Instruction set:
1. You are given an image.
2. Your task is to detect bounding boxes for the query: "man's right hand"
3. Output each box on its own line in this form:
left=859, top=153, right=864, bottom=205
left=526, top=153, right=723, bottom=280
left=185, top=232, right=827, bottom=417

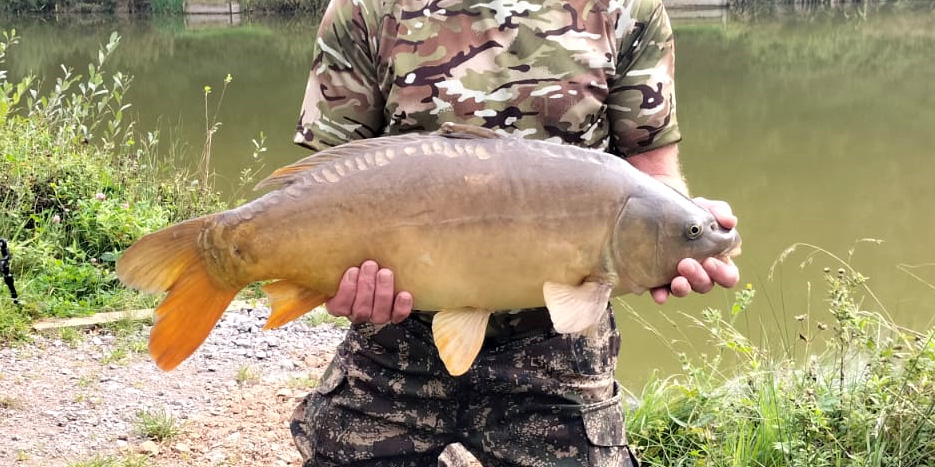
left=325, top=260, right=413, bottom=324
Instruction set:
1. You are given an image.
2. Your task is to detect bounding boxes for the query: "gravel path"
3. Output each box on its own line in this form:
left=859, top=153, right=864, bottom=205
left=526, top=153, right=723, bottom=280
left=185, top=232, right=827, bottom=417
left=0, top=306, right=346, bottom=467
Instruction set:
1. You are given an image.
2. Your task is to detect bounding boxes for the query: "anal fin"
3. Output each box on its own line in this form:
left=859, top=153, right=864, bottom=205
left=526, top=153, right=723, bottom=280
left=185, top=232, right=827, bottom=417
left=261, top=280, right=327, bottom=330
left=432, top=308, right=491, bottom=376
left=543, top=281, right=613, bottom=334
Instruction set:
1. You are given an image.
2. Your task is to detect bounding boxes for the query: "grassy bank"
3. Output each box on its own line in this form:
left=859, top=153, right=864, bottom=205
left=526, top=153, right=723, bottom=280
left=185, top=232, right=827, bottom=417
left=626, top=250, right=935, bottom=466
left=0, top=30, right=225, bottom=339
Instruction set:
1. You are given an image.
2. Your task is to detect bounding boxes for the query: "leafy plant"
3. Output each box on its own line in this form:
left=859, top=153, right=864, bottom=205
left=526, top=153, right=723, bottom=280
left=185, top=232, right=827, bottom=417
left=134, top=408, right=182, bottom=442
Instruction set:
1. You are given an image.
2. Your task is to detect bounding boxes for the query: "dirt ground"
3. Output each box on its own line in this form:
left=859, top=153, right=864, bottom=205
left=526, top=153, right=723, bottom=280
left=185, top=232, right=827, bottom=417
left=0, top=307, right=345, bottom=467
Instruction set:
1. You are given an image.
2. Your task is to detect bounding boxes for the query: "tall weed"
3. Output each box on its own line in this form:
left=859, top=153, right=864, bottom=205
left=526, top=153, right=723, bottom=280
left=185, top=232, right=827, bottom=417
left=626, top=247, right=935, bottom=466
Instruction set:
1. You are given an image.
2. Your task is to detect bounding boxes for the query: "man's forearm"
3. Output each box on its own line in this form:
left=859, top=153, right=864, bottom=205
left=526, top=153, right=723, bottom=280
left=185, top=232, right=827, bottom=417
left=625, top=144, right=689, bottom=196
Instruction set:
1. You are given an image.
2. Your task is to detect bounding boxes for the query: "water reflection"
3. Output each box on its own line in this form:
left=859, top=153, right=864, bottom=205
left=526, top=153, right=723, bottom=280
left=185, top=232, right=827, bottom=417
left=2, top=3, right=934, bottom=386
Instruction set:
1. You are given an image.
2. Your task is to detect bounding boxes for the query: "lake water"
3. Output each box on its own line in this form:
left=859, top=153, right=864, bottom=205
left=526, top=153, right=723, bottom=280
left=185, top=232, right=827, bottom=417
left=3, top=2, right=935, bottom=387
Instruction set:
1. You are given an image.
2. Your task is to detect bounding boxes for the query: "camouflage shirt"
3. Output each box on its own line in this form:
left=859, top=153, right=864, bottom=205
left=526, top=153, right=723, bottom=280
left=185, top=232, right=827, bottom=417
left=294, top=0, right=681, bottom=156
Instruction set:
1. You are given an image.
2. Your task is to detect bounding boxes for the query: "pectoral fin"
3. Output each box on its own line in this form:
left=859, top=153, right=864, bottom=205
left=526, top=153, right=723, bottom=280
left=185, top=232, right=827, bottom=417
left=432, top=308, right=491, bottom=376
left=261, top=280, right=327, bottom=330
left=543, top=281, right=613, bottom=334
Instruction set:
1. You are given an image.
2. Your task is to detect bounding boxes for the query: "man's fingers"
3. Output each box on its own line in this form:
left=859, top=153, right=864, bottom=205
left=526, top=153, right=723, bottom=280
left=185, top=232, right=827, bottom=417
left=703, top=257, right=740, bottom=289
left=650, top=287, right=670, bottom=305
left=370, top=268, right=395, bottom=325
left=677, top=259, right=714, bottom=294
left=391, top=292, right=413, bottom=324
left=669, top=275, right=694, bottom=297
left=324, top=267, right=358, bottom=317
left=326, top=261, right=413, bottom=325
left=350, top=260, right=378, bottom=323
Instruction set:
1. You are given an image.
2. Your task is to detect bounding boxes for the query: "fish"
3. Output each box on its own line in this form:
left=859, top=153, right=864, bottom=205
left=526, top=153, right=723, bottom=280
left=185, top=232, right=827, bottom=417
left=116, top=123, right=741, bottom=376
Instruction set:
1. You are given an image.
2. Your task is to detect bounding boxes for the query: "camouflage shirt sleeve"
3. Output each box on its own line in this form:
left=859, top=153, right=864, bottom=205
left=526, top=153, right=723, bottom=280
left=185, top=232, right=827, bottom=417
left=293, top=0, right=386, bottom=151
left=607, top=0, right=681, bottom=156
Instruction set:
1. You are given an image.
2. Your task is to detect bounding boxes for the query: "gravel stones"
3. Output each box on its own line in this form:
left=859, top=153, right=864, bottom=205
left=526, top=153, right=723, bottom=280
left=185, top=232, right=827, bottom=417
left=0, top=306, right=346, bottom=466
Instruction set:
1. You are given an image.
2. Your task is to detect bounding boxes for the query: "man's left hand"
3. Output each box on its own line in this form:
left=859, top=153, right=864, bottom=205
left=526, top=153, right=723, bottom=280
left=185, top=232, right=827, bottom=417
left=650, top=197, right=740, bottom=304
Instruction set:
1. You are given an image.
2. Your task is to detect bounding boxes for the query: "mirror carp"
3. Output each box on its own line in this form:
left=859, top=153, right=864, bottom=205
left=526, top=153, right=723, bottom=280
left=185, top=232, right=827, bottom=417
left=117, top=123, right=741, bottom=375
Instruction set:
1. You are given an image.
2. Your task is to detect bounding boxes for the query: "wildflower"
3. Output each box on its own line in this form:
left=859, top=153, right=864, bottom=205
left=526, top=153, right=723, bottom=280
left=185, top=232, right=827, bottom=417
left=51, top=214, right=61, bottom=224
left=121, top=202, right=130, bottom=210
left=95, top=192, right=106, bottom=201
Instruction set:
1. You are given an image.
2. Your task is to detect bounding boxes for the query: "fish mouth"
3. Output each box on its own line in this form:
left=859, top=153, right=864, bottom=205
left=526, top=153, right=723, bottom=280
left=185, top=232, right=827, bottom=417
left=717, top=235, right=743, bottom=261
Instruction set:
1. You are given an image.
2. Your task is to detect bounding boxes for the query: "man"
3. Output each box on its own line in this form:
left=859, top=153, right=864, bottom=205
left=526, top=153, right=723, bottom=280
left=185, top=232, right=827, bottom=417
left=291, top=0, right=739, bottom=465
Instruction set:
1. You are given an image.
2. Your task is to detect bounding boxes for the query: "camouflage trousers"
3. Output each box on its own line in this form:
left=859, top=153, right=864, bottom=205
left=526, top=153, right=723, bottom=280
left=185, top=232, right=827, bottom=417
left=291, top=307, right=639, bottom=467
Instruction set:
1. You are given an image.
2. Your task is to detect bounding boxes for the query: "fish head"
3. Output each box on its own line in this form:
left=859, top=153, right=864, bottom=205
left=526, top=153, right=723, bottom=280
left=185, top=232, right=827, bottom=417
left=611, top=190, right=741, bottom=293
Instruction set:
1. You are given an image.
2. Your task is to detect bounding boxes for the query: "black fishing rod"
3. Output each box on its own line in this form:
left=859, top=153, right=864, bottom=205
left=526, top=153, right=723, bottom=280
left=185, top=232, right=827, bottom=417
left=0, top=238, right=18, bottom=305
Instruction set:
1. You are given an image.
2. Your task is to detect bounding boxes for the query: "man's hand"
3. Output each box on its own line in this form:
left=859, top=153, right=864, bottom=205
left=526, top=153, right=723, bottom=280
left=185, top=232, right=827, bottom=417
left=325, top=260, right=413, bottom=324
left=650, top=197, right=740, bottom=304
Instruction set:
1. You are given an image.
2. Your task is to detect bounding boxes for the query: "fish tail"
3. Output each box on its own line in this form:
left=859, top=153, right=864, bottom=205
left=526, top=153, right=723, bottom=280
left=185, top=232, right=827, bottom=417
left=116, top=216, right=238, bottom=371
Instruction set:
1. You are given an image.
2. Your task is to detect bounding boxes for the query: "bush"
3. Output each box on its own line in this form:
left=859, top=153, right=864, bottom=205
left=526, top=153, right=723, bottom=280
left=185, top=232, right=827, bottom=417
left=0, top=30, right=226, bottom=336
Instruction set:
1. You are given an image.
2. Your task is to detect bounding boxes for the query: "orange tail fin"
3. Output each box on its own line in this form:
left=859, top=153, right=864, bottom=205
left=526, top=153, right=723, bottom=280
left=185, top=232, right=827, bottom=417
left=116, top=217, right=238, bottom=371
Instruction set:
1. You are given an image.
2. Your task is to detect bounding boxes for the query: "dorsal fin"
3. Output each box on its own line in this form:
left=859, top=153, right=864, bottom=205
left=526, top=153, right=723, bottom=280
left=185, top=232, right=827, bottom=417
left=254, top=133, right=430, bottom=191
left=434, top=122, right=503, bottom=140
left=254, top=152, right=343, bottom=191
left=255, top=127, right=501, bottom=191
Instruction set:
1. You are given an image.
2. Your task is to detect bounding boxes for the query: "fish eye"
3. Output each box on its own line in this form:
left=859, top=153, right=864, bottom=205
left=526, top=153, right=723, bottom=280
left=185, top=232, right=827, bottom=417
left=686, top=223, right=703, bottom=240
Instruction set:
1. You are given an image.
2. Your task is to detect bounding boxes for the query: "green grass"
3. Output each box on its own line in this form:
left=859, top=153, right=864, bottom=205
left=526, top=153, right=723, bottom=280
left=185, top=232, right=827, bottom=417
left=625, top=246, right=935, bottom=467
left=303, top=307, right=350, bottom=329
left=68, top=454, right=151, bottom=467
left=0, top=30, right=227, bottom=342
left=286, top=373, right=319, bottom=389
left=235, top=364, right=261, bottom=385
left=134, top=408, right=182, bottom=442
left=101, top=345, right=130, bottom=365
left=99, top=318, right=150, bottom=364
left=57, top=326, right=84, bottom=346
